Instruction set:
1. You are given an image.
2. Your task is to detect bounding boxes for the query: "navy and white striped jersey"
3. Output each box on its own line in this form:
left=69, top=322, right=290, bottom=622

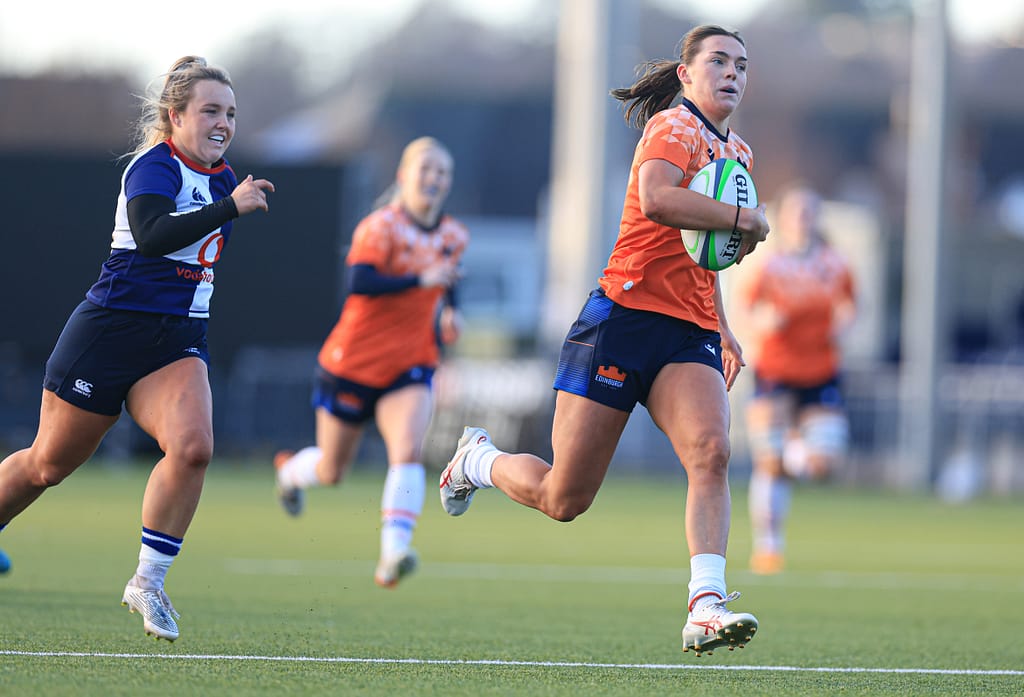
left=86, top=141, right=238, bottom=318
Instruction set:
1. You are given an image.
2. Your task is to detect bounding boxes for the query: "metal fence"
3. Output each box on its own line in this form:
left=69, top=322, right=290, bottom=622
left=1, top=346, right=1021, bottom=497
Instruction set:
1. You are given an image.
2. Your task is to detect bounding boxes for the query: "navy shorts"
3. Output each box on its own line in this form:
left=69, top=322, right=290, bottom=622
left=312, top=365, right=435, bottom=425
left=553, top=288, right=724, bottom=412
left=753, top=373, right=845, bottom=409
left=44, top=300, right=209, bottom=416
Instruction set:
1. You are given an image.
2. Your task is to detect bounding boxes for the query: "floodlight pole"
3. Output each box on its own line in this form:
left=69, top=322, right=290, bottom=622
left=897, top=0, right=952, bottom=490
left=543, top=0, right=635, bottom=345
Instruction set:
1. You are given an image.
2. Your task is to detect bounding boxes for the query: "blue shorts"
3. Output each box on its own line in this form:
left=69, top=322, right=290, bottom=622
left=753, top=373, right=845, bottom=409
left=44, top=300, right=209, bottom=416
left=553, top=289, right=724, bottom=413
left=312, top=365, right=435, bottom=425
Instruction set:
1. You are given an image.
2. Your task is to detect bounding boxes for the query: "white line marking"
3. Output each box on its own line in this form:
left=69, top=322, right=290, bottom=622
left=1, top=650, right=1021, bottom=676
left=222, top=558, right=1024, bottom=593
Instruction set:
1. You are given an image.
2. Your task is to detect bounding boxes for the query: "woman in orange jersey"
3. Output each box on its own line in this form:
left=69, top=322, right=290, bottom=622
left=736, top=185, right=856, bottom=575
left=439, top=25, right=770, bottom=656
left=274, top=137, right=467, bottom=588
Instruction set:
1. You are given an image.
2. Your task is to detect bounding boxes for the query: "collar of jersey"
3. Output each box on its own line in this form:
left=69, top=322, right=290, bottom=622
left=679, top=98, right=730, bottom=143
left=165, top=139, right=228, bottom=174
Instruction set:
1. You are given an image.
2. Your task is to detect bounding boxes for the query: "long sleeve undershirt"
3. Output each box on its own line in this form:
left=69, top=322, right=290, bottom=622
left=348, top=263, right=458, bottom=307
left=127, top=193, right=239, bottom=258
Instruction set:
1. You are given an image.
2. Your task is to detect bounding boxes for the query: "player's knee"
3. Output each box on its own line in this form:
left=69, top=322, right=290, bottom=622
left=804, top=455, right=834, bottom=480
left=319, top=466, right=345, bottom=486
left=22, top=446, right=83, bottom=488
left=545, top=503, right=585, bottom=522
left=29, top=460, right=75, bottom=489
left=543, top=492, right=594, bottom=522
left=166, top=430, right=214, bottom=469
left=802, top=412, right=848, bottom=461
left=685, top=432, right=731, bottom=475
left=747, top=422, right=786, bottom=463
left=752, top=455, right=785, bottom=478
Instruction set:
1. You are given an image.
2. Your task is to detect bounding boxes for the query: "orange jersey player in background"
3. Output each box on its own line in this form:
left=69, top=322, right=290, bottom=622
left=274, top=137, right=467, bottom=589
left=318, top=199, right=467, bottom=388
left=734, top=184, right=857, bottom=575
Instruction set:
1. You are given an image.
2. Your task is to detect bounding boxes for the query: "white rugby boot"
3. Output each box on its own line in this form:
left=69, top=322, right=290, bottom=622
left=122, top=580, right=181, bottom=641
left=439, top=427, right=490, bottom=516
left=682, top=591, right=758, bottom=656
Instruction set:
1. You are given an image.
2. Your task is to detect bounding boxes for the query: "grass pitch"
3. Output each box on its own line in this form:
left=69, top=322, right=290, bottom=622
left=1, top=461, right=1022, bottom=696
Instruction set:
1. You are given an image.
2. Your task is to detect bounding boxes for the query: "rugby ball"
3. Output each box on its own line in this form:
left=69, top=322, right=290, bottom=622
left=681, top=158, right=757, bottom=271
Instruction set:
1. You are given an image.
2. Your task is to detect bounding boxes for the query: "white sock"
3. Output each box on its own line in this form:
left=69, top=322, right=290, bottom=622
left=782, top=438, right=809, bottom=478
left=688, top=553, right=727, bottom=607
left=463, top=442, right=500, bottom=488
left=277, top=446, right=323, bottom=489
left=135, top=545, right=175, bottom=590
left=380, top=463, right=425, bottom=558
left=748, top=471, right=791, bottom=554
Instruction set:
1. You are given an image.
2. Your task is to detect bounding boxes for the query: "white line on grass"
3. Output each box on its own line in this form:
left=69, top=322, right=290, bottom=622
left=223, top=558, right=1024, bottom=593
left=1, top=650, right=1021, bottom=676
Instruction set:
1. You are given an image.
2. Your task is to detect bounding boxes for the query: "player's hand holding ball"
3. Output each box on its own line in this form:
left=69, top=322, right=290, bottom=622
left=681, top=159, right=767, bottom=270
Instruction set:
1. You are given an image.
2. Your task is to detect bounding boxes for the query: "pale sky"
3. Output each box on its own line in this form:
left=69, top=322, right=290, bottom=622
left=0, top=0, right=1021, bottom=86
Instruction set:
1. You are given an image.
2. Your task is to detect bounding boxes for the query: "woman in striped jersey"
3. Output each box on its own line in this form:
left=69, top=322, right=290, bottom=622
left=0, top=56, right=274, bottom=641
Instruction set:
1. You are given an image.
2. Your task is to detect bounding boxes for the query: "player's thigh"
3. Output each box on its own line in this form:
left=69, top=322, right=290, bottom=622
left=547, top=390, right=629, bottom=498
left=376, top=384, right=433, bottom=463
left=647, top=362, right=730, bottom=462
left=314, top=407, right=364, bottom=472
left=125, top=357, right=212, bottom=457
left=745, top=391, right=793, bottom=470
left=33, top=389, right=119, bottom=475
left=746, top=392, right=792, bottom=430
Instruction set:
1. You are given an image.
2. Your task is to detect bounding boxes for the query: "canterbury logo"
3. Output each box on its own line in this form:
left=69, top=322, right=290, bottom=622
left=72, top=379, right=93, bottom=397
left=594, top=365, right=625, bottom=388
left=191, top=187, right=208, bottom=204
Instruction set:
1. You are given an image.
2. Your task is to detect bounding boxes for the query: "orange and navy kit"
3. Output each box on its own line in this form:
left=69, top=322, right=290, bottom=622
left=554, top=99, right=753, bottom=411
left=600, top=97, right=754, bottom=331
left=739, top=243, right=855, bottom=387
left=318, top=203, right=468, bottom=388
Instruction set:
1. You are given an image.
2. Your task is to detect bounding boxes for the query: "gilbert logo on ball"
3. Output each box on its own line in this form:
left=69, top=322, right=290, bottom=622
left=681, top=158, right=757, bottom=271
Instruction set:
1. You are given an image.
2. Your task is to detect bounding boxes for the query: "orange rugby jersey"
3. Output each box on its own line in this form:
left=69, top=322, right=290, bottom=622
left=318, top=203, right=468, bottom=388
left=600, top=99, right=754, bottom=330
left=739, top=243, right=855, bottom=385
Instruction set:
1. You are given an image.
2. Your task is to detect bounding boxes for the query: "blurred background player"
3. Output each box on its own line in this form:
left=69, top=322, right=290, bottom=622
left=274, top=136, right=467, bottom=588
left=438, top=25, right=770, bottom=656
left=0, top=56, right=274, bottom=640
left=735, top=184, right=857, bottom=575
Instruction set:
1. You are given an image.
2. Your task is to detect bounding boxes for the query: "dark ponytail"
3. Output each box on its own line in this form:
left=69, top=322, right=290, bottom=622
left=610, top=60, right=683, bottom=129
left=610, top=24, right=745, bottom=129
